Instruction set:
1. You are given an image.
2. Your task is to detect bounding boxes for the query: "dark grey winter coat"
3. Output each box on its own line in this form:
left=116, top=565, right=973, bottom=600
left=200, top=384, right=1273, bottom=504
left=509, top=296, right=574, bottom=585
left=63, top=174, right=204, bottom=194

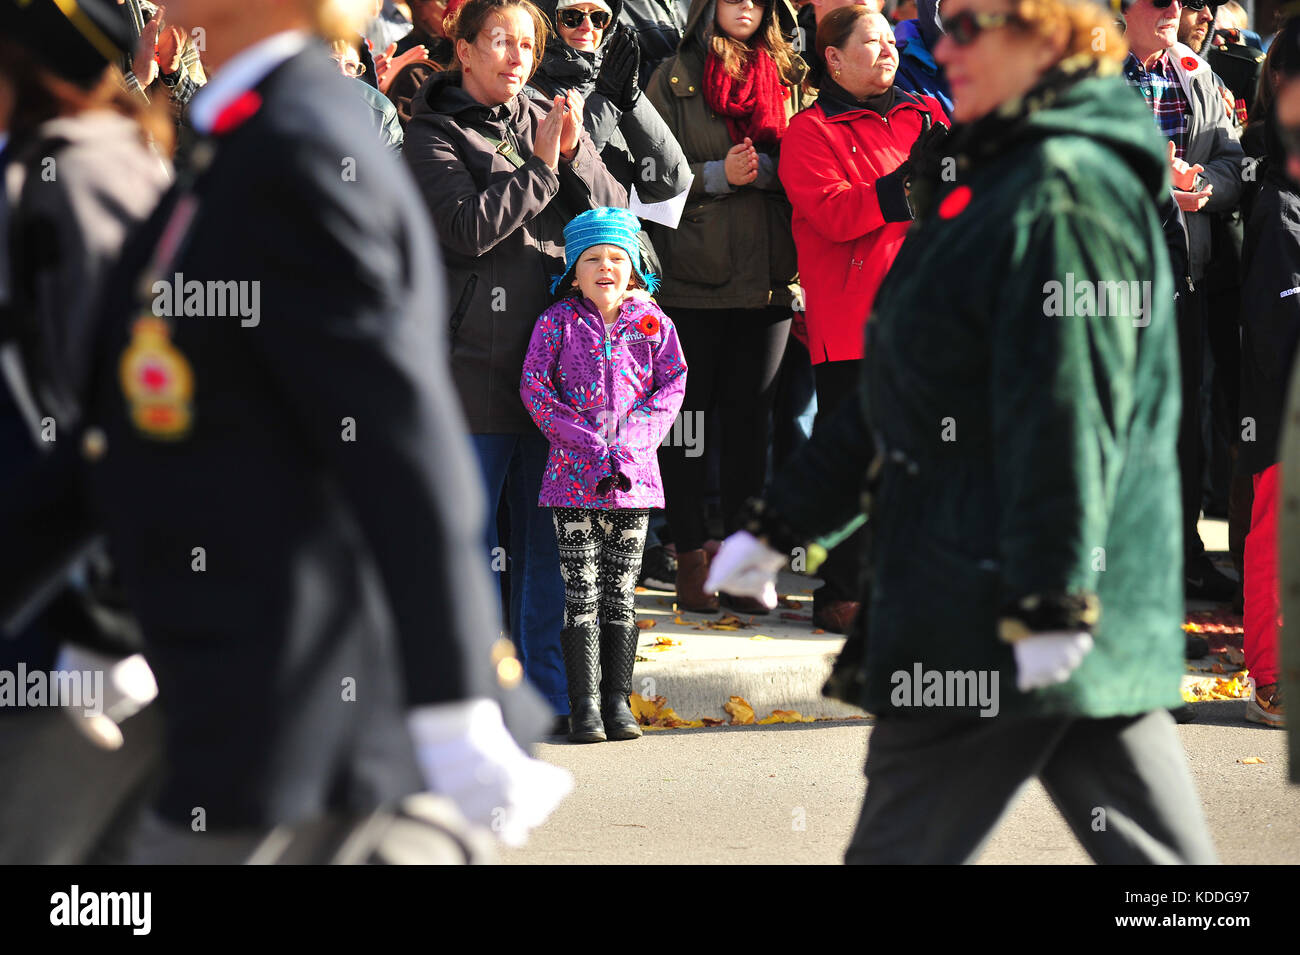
left=403, top=71, right=628, bottom=433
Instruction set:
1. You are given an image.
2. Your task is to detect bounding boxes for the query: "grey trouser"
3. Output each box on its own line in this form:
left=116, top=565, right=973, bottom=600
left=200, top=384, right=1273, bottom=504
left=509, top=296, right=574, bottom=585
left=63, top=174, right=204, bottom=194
left=846, top=709, right=1219, bottom=865
left=128, top=794, right=496, bottom=864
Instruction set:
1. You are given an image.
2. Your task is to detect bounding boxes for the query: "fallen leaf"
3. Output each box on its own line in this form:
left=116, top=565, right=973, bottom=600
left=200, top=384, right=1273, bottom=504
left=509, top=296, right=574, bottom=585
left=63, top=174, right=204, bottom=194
left=724, top=695, right=755, bottom=725
left=750, top=634, right=773, bottom=641
left=700, top=717, right=725, bottom=727
left=758, top=709, right=815, bottom=724
left=717, top=613, right=744, bottom=627
left=635, top=618, right=656, bottom=629
left=672, top=615, right=687, bottom=625
left=629, top=692, right=703, bottom=728
left=1238, top=756, right=1266, bottom=764
left=652, top=635, right=679, bottom=647
left=1181, top=670, right=1253, bottom=702
left=812, top=628, right=826, bottom=634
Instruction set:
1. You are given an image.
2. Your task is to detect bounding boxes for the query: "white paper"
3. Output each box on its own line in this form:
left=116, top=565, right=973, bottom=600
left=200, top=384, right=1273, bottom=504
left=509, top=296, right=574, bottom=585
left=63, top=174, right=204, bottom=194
left=629, top=175, right=694, bottom=230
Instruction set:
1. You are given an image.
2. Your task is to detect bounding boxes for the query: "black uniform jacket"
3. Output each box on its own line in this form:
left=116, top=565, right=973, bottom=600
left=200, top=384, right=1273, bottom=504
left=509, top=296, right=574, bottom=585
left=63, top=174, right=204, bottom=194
left=70, top=46, right=538, bottom=829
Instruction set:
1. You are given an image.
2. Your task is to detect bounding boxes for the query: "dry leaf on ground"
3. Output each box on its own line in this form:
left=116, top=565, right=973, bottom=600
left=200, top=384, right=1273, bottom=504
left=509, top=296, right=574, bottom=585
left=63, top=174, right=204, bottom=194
left=724, top=695, right=756, bottom=725
left=1181, top=670, right=1252, bottom=702
left=635, top=618, right=656, bottom=629
left=758, top=709, right=815, bottom=724
left=630, top=692, right=703, bottom=728
left=1237, top=757, right=1266, bottom=764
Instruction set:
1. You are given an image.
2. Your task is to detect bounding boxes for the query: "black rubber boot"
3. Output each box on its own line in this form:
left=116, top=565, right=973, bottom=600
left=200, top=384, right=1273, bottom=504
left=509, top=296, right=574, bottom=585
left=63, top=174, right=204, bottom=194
left=600, top=620, right=643, bottom=740
left=560, top=625, right=606, bottom=743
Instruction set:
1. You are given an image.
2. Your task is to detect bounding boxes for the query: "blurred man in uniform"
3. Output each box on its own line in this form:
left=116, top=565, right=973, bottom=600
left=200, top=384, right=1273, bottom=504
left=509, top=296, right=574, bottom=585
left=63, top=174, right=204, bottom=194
left=4, top=0, right=570, bottom=863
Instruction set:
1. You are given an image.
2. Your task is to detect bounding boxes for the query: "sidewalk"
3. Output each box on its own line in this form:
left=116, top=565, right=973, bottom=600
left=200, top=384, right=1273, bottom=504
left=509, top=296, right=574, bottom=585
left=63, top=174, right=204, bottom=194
left=631, top=518, right=1240, bottom=723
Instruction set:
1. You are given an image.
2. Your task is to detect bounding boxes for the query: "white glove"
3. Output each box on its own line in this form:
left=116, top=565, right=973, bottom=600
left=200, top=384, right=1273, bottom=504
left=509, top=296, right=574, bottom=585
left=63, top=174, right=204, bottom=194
left=54, top=645, right=158, bottom=751
left=407, top=699, right=573, bottom=848
left=703, top=530, right=787, bottom=610
left=1013, top=632, right=1094, bottom=692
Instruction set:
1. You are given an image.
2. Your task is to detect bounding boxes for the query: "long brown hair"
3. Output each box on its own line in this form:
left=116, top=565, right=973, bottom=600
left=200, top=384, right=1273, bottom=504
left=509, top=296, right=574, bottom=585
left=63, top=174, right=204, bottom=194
left=709, top=2, right=801, bottom=82
left=447, top=0, right=550, bottom=78
left=0, top=40, right=173, bottom=158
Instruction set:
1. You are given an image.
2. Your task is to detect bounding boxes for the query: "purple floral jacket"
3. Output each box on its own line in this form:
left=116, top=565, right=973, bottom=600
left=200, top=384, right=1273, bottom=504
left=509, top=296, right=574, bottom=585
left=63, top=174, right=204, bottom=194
left=520, top=295, right=687, bottom=509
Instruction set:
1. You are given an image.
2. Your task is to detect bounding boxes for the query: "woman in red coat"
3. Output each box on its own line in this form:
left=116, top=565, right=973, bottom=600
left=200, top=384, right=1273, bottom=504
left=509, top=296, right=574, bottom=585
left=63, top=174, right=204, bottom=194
left=777, top=4, right=947, bottom=632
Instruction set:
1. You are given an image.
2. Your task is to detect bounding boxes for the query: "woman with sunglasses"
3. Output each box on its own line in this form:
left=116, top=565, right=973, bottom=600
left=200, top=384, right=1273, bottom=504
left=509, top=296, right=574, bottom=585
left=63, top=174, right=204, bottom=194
left=707, top=0, right=1219, bottom=863
left=404, top=0, right=627, bottom=729
left=644, top=0, right=808, bottom=614
left=528, top=0, right=690, bottom=203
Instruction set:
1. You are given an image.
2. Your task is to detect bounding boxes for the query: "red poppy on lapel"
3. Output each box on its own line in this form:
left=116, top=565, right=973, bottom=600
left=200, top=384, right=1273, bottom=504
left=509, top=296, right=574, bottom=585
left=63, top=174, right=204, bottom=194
left=636, top=314, right=660, bottom=337
left=1180, top=56, right=1200, bottom=72
left=938, top=185, right=972, bottom=220
left=212, top=91, right=264, bottom=136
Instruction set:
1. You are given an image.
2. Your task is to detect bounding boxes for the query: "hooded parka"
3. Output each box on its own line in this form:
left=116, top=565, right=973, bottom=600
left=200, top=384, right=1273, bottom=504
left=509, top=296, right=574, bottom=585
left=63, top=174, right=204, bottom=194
left=644, top=0, right=807, bottom=309
left=765, top=71, right=1185, bottom=719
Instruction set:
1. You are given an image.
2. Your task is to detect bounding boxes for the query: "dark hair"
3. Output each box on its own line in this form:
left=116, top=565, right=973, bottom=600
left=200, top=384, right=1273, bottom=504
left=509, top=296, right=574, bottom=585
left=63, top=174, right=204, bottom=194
left=447, top=0, right=550, bottom=77
left=0, top=40, right=174, bottom=157
left=1275, top=16, right=1300, bottom=79
left=816, top=5, right=875, bottom=63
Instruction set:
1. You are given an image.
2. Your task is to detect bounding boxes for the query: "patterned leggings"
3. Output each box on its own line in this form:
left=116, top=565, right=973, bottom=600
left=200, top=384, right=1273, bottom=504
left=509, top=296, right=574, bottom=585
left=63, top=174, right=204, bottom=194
left=552, top=507, right=650, bottom=628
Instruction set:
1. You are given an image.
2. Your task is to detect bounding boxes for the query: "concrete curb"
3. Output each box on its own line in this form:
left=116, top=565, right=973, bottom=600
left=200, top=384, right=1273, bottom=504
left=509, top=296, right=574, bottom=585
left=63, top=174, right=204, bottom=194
left=633, top=653, right=869, bottom=722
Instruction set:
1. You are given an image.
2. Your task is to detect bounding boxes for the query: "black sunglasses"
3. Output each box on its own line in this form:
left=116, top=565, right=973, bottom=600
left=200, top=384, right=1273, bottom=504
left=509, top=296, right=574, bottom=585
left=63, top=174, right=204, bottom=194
left=558, top=8, right=612, bottom=29
left=939, top=10, right=1027, bottom=46
left=1152, top=0, right=1214, bottom=9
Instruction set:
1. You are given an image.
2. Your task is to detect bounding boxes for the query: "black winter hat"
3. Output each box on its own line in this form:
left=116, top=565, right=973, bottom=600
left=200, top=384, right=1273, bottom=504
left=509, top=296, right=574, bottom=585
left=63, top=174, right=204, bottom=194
left=0, top=0, right=135, bottom=88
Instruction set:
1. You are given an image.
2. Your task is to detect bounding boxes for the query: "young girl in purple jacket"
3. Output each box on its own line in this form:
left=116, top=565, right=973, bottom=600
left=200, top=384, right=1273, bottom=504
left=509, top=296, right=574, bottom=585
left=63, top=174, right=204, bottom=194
left=521, top=207, right=687, bottom=743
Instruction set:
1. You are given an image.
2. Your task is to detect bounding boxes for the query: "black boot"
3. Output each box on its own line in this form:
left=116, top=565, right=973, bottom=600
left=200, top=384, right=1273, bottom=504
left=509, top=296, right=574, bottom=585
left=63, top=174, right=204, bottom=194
left=600, top=620, right=643, bottom=741
left=560, top=625, right=606, bottom=743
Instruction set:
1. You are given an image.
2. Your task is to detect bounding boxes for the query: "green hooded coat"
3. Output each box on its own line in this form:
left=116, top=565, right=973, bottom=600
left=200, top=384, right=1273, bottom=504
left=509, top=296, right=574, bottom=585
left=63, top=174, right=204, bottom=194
left=766, top=71, right=1185, bottom=719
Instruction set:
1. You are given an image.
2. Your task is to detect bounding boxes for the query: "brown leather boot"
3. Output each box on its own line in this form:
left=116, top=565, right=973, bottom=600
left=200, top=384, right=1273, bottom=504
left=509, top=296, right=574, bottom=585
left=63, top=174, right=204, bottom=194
left=675, top=548, right=719, bottom=613
left=813, top=600, right=862, bottom=634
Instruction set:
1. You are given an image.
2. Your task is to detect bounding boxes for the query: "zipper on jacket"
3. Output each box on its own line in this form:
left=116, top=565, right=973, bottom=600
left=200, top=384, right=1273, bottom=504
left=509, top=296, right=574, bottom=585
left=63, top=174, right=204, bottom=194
left=603, top=315, right=616, bottom=459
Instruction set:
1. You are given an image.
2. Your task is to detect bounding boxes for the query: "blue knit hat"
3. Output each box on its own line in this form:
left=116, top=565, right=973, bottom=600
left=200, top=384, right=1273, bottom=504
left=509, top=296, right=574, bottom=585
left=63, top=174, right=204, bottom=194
left=550, top=207, right=659, bottom=296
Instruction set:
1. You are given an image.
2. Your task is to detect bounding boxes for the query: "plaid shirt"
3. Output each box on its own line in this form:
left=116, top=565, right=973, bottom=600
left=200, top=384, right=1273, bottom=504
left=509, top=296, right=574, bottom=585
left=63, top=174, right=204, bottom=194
left=1122, top=51, right=1190, bottom=160
left=118, top=0, right=204, bottom=111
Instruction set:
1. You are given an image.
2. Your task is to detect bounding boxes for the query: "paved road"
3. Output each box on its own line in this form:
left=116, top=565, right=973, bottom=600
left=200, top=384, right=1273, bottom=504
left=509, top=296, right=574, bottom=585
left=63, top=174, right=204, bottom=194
left=504, top=703, right=1298, bottom=865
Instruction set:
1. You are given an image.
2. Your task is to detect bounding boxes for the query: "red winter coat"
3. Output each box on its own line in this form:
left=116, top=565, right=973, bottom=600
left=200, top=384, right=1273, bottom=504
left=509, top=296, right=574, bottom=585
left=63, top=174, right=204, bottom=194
left=779, top=88, right=948, bottom=363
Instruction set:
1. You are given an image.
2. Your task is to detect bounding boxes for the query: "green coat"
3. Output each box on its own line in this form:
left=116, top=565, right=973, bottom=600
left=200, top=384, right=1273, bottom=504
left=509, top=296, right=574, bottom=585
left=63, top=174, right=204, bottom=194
left=644, top=0, right=807, bottom=310
left=767, top=73, right=1184, bottom=719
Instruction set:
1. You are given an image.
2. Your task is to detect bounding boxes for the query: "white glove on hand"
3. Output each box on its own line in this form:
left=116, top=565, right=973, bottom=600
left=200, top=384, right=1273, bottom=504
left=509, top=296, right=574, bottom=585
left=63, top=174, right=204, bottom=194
left=703, top=530, right=787, bottom=610
left=1013, top=632, right=1094, bottom=692
left=407, top=699, right=574, bottom=848
left=54, top=645, right=158, bottom=751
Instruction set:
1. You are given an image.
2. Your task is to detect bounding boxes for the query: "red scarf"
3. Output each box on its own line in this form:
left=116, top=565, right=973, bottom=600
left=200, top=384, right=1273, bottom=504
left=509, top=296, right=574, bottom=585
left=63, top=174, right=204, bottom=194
left=703, top=46, right=788, bottom=147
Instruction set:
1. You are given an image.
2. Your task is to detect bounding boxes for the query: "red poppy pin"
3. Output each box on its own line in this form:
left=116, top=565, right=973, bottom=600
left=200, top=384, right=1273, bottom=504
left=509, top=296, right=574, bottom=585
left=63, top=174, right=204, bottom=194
left=1180, top=56, right=1200, bottom=72
left=636, top=314, right=660, bottom=337
left=212, top=91, right=264, bottom=136
left=938, top=185, right=972, bottom=220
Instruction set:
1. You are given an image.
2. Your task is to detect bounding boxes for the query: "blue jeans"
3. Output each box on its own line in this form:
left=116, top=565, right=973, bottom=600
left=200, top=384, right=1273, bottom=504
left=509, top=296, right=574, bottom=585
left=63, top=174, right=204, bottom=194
left=470, top=432, right=567, bottom=714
